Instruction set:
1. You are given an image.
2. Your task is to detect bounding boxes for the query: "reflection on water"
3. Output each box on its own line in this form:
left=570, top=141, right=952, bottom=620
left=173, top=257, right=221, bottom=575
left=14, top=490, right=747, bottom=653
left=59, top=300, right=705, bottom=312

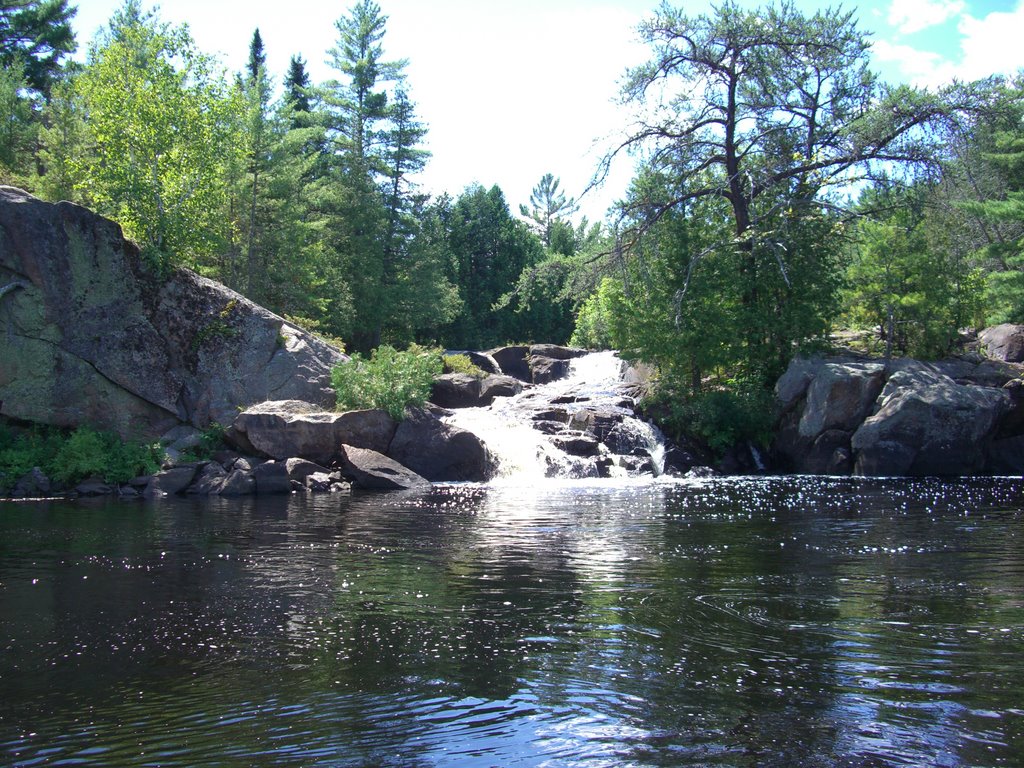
left=1, top=477, right=1023, bottom=766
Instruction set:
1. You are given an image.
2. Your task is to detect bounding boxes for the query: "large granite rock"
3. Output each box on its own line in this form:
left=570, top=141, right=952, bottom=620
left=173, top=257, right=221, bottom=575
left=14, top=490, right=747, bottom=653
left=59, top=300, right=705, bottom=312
left=0, top=187, right=343, bottom=439
left=387, top=407, right=493, bottom=481
left=773, top=355, right=1019, bottom=476
left=488, top=345, right=531, bottom=382
left=228, top=400, right=396, bottom=466
left=979, top=324, right=1024, bottom=363
left=339, top=444, right=430, bottom=490
left=430, top=373, right=523, bottom=409
left=851, top=368, right=1009, bottom=476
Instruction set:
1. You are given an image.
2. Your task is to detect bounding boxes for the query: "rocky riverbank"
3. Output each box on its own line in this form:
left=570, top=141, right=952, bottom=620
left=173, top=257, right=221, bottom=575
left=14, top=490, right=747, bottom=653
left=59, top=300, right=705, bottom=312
left=772, top=329, right=1024, bottom=476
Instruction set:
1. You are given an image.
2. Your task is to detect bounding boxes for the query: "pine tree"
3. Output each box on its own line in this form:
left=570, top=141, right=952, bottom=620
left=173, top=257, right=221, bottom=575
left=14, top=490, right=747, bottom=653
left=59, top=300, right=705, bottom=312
left=284, top=54, right=311, bottom=114
left=247, top=28, right=265, bottom=83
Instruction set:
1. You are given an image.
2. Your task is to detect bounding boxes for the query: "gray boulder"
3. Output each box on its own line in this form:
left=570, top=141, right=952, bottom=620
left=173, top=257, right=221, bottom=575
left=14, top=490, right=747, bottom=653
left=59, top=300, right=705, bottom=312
left=387, top=407, right=493, bottom=481
left=0, top=187, right=343, bottom=439
left=530, top=356, right=571, bottom=384
left=228, top=400, right=396, bottom=465
left=284, top=457, right=331, bottom=481
left=430, top=373, right=524, bottom=409
left=11, top=467, right=51, bottom=498
left=979, top=324, right=1024, bottom=363
left=772, top=357, right=883, bottom=473
left=488, top=346, right=531, bottom=382
left=528, top=344, right=588, bottom=361
left=253, top=460, right=292, bottom=494
left=851, top=368, right=1009, bottom=476
left=430, top=373, right=484, bottom=408
left=143, top=465, right=201, bottom=497
left=219, top=467, right=256, bottom=496
left=339, top=444, right=430, bottom=491
left=479, top=374, right=523, bottom=403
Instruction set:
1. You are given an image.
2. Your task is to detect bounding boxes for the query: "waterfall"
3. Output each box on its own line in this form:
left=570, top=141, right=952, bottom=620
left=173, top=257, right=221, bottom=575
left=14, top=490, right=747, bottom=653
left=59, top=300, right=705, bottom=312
left=444, top=351, right=668, bottom=483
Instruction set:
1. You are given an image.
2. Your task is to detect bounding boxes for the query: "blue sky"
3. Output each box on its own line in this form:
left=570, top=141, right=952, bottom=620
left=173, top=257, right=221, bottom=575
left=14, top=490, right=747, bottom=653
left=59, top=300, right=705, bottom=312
left=71, top=0, right=1024, bottom=221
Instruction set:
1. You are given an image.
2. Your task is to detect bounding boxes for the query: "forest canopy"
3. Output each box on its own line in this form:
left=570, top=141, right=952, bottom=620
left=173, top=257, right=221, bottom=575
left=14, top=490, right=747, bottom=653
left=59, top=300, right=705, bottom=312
left=2, top=0, right=1023, bottom=441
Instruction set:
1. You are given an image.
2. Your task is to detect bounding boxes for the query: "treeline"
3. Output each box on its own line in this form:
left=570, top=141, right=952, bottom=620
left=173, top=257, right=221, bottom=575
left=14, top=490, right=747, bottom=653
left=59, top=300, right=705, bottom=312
left=1, top=0, right=603, bottom=352
left=3, top=0, right=1024, bottom=440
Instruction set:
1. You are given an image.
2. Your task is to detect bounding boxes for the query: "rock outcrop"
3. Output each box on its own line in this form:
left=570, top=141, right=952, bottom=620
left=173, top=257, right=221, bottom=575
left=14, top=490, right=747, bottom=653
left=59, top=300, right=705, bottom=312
left=226, top=400, right=494, bottom=485
left=430, top=373, right=523, bottom=408
left=979, top=324, right=1024, bottom=363
left=773, top=354, right=1023, bottom=476
left=0, top=187, right=343, bottom=439
left=227, top=400, right=396, bottom=465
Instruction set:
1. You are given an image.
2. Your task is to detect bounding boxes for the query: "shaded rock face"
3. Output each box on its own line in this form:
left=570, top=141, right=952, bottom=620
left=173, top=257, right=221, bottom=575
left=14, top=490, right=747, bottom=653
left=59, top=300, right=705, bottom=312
left=979, top=324, right=1024, bottom=363
left=485, top=344, right=588, bottom=384
left=0, top=187, right=342, bottom=439
left=430, top=373, right=523, bottom=409
left=851, top=369, right=1008, bottom=476
left=773, top=355, right=1022, bottom=476
left=387, top=407, right=492, bottom=481
left=228, top=400, right=396, bottom=466
left=227, top=400, right=495, bottom=485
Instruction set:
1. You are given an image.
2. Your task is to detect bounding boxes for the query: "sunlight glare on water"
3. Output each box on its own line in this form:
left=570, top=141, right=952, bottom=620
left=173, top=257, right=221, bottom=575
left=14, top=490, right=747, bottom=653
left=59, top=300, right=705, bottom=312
left=0, top=476, right=1023, bottom=766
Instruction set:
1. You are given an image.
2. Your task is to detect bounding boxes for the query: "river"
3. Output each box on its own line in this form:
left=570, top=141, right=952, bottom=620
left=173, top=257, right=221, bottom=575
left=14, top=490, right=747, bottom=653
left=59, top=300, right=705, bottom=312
left=1, top=475, right=1022, bottom=766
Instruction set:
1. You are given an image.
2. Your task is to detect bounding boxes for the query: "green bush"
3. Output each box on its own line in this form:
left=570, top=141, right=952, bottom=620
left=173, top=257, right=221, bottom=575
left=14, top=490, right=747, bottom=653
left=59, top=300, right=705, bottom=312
left=332, top=344, right=443, bottom=420
left=442, top=353, right=486, bottom=378
left=0, top=424, right=162, bottom=493
left=645, top=384, right=776, bottom=457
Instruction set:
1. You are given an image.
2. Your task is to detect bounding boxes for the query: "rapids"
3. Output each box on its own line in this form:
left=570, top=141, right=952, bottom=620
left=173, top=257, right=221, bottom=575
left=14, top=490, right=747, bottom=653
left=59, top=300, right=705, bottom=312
left=444, top=351, right=668, bottom=481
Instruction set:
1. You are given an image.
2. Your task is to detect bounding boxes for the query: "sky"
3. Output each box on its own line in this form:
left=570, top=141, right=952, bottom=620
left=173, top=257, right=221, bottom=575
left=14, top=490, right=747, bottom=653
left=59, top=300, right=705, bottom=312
left=71, top=0, right=1024, bottom=222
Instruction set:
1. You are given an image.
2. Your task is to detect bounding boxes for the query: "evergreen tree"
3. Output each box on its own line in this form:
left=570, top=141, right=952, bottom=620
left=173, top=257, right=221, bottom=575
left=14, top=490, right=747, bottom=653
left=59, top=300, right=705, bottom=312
left=241, top=27, right=273, bottom=298
left=323, top=0, right=405, bottom=165
left=284, top=54, right=311, bottom=114
left=0, top=0, right=76, bottom=96
left=519, top=173, right=578, bottom=249
left=603, top=0, right=961, bottom=387
left=247, top=27, right=265, bottom=83
left=438, top=184, right=545, bottom=348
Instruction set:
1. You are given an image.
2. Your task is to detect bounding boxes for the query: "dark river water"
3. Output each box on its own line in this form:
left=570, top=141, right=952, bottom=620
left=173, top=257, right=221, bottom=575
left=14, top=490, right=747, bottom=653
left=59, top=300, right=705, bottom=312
left=1, top=476, right=1023, bottom=767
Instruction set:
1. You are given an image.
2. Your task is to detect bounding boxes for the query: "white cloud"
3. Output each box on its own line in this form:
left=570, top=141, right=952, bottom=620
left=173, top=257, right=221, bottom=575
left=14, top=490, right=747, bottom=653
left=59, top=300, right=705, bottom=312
left=875, top=1, right=1024, bottom=87
left=887, top=0, right=966, bottom=34
left=872, top=39, right=959, bottom=87
left=958, top=3, right=1024, bottom=81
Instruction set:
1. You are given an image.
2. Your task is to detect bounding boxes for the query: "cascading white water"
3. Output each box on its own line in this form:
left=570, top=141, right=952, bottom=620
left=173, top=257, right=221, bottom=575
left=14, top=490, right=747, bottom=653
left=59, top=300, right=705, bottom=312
left=445, top=351, right=668, bottom=483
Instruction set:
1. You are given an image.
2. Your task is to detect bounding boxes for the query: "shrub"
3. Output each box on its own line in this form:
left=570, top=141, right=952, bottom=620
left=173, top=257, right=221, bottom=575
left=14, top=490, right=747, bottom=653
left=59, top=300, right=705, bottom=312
left=442, top=353, right=486, bottom=378
left=332, top=344, right=443, bottom=420
left=0, top=424, right=162, bottom=492
left=645, top=383, right=776, bottom=457
left=51, top=427, right=162, bottom=484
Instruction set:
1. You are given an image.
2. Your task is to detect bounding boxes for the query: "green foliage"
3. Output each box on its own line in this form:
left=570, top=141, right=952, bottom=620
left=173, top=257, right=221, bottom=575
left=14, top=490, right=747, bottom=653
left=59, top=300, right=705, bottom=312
left=332, top=344, right=442, bottom=420
left=69, top=4, right=238, bottom=269
left=442, top=353, right=485, bottom=377
left=0, top=0, right=77, bottom=96
left=0, top=425, right=63, bottom=491
left=570, top=277, right=621, bottom=350
left=843, top=187, right=984, bottom=358
left=175, top=422, right=227, bottom=464
left=0, top=424, right=161, bottom=493
left=0, top=60, right=38, bottom=177
left=646, top=383, right=776, bottom=457
left=435, top=184, right=545, bottom=349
